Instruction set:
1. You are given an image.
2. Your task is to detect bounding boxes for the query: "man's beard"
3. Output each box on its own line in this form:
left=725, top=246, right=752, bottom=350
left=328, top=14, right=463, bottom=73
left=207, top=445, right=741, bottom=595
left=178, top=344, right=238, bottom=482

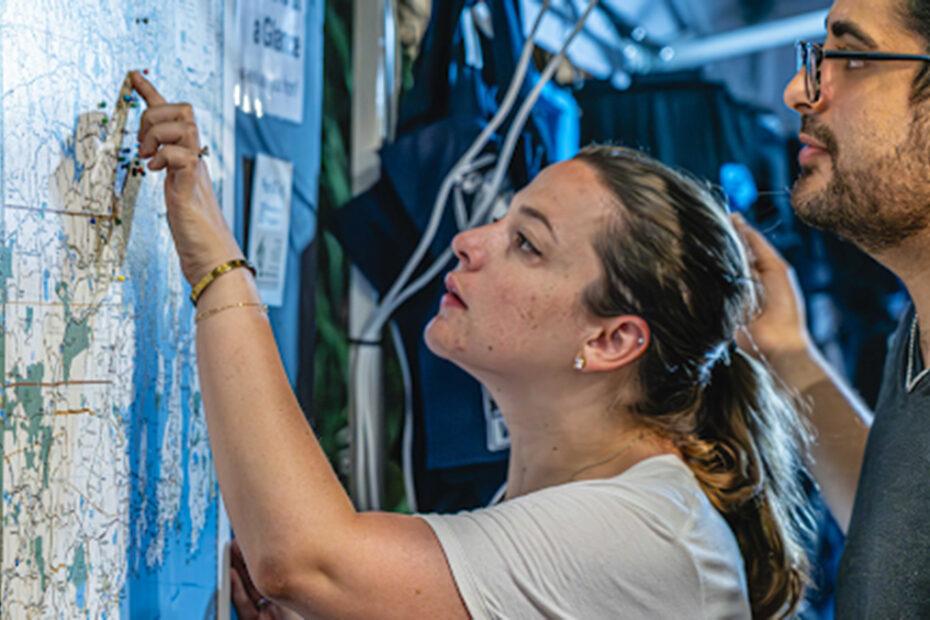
left=791, top=114, right=930, bottom=253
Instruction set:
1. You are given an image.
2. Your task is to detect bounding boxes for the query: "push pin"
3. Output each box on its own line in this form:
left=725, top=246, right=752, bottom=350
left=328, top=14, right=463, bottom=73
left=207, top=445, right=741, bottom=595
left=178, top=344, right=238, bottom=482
left=197, top=145, right=210, bottom=158
left=131, top=102, right=139, bottom=109
left=101, top=117, right=109, bottom=125
left=117, top=275, right=126, bottom=282
left=89, top=217, right=96, bottom=224
left=143, top=69, right=149, bottom=75
left=99, top=101, right=106, bottom=108
left=123, top=94, right=132, bottom=102
left=115, top=218, right=123, bottom=225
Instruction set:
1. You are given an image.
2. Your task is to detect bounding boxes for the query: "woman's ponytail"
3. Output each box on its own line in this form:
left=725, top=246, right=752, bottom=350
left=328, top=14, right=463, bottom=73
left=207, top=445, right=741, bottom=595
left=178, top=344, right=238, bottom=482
left=574, top=144, right=816, bottom=619
left=680, top=348, right=813, bottom=618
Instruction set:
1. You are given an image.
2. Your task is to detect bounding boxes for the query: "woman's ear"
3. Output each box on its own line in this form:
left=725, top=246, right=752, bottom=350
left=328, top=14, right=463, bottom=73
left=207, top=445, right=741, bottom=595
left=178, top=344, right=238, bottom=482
left=580, top=315, right=649, bottom=372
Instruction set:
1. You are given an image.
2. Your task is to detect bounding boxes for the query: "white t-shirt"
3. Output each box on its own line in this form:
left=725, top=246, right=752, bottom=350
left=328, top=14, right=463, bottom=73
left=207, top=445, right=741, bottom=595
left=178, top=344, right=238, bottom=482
left=419, top=455, right=750, bottom=619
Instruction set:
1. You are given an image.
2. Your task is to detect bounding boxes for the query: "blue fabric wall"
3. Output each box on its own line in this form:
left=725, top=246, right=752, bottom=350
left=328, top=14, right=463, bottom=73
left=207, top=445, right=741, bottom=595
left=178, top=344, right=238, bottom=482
left=233, top=0, right=324, bottom=385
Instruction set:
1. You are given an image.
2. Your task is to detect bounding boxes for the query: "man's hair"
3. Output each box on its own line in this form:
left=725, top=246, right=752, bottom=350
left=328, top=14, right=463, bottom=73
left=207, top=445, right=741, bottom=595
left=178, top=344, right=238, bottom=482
left=901, top=0, right=930, bottom=102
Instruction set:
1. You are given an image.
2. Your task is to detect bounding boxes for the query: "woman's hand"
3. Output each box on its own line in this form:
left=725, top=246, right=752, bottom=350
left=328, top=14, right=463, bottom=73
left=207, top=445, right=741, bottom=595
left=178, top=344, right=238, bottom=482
left=230, top=539, right=299, bottom=620
left=131, top=70, right=243, bottom=286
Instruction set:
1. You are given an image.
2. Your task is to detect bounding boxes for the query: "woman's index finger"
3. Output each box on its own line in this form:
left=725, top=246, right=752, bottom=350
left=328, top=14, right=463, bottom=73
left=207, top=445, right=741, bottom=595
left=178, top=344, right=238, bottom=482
left=130, top=70, right=167, bottom=106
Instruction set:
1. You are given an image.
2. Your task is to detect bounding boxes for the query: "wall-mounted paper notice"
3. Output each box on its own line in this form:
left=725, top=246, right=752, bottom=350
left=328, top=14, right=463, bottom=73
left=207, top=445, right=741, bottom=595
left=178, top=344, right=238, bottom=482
left=248, top=153, right=293, bottom=307
left=237, top=0, right=307, bottom=123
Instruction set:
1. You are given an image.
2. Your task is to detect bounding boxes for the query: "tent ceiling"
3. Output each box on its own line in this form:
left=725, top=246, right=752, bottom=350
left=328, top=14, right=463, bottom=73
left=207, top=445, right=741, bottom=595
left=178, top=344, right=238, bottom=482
left=518, top=0, right=832, bottom=78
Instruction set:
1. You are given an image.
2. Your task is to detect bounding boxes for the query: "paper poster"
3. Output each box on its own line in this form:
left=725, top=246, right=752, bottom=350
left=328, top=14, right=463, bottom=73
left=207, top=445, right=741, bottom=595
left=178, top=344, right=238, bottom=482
left=247, top=153, right=293, bottom=306
left=237, top=0, right=307, bottom=123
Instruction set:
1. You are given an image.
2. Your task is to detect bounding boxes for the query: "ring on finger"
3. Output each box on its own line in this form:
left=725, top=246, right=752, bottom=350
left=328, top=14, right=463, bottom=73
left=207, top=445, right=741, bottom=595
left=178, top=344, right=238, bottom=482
left=256, top=597, right=271, bottom=609
left=198, top=145, right=210, bottom=158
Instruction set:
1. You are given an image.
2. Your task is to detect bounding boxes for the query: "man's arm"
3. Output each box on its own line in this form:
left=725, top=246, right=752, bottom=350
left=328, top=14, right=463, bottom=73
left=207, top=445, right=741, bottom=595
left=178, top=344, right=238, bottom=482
left=734, top=215, right=872, bottom=532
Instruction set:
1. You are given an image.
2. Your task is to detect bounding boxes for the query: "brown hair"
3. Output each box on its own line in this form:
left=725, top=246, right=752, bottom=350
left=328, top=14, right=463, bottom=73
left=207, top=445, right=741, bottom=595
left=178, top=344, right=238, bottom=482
left=574, top=145, right=813, bottom=618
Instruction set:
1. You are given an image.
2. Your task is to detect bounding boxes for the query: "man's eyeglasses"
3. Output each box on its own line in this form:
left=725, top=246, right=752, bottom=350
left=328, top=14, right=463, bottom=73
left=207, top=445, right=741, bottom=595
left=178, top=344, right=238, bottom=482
left=795, top=40, right=930, bottom=103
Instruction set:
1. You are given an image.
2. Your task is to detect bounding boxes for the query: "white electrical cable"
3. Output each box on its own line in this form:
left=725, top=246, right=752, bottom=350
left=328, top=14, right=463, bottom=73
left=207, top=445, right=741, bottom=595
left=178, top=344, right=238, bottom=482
left=468, top=0, right=599, bottom=226
left=373, top=0, right=600, bottom=316
left=453, top=184, right=469, bottom=231
left=389, top=320, right=418, bottom=513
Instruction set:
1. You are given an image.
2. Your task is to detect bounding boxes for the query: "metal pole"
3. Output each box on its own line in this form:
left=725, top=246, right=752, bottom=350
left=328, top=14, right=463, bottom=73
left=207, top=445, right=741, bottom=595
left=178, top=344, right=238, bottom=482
left=348, top=0, right=401, bottom=510
left=655, top=10, right=828, bottom=72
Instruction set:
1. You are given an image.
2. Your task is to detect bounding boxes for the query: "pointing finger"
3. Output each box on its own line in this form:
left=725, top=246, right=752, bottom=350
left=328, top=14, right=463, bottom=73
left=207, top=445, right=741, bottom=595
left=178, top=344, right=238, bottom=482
left=131, top=70, right=166, bottom=106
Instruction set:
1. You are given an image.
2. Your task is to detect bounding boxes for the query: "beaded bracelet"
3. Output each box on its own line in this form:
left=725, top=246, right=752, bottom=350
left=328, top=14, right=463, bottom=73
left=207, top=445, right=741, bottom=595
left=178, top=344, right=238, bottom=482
left=189, top=258, right=256, bottom=306
left=195, top=301, right=268, bottom=323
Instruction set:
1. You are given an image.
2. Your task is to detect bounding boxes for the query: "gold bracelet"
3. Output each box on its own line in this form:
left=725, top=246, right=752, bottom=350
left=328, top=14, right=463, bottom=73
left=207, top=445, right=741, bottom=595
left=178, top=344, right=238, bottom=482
left=195, top=301, right=268, bottom=323
left=189, top=259, right=256, bottom=306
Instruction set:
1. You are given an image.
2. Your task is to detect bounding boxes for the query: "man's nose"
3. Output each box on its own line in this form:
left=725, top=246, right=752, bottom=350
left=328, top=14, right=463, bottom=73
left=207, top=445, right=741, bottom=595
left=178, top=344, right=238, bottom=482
left=783, top=67, right=810, bottom=113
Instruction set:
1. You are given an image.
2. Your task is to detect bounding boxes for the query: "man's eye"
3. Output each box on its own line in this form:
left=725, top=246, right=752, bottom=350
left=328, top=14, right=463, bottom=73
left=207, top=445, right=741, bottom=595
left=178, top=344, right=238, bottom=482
left=514, top=232, right=542, bottom=256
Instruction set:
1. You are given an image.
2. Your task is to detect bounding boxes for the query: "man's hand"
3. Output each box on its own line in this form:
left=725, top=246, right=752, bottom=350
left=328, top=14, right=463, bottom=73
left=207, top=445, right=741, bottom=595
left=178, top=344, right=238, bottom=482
left=732, top=214, right=812, bottom=363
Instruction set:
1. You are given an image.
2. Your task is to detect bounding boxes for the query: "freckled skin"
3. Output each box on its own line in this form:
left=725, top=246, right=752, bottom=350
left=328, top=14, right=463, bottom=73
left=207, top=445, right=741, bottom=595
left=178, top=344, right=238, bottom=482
left=424, top=160, right=615, bottom=387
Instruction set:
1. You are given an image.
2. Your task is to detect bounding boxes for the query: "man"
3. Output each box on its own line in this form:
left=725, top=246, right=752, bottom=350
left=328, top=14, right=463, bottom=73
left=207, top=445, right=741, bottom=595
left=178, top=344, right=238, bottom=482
left=737, top=0, right=930, bottom=615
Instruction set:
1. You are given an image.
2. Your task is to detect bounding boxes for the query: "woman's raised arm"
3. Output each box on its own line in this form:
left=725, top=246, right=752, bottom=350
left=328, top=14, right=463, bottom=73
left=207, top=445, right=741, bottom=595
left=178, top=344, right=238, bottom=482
left=131, top=70, right=466, bottom=619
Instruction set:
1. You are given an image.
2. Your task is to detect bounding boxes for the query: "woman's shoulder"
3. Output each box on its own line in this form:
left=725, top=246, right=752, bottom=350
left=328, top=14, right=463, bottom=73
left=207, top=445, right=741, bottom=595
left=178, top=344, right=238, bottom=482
left=472, top=454, right=728, bottom=547
left=555, top=454, right=710, bottom=528
left=420, top=454, right=749, bottom=619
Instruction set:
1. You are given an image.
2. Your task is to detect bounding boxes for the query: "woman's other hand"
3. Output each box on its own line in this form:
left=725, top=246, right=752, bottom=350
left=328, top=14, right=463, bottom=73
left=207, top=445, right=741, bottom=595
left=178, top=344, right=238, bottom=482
left=231, top=539, right=300, bottom=620
left=131, top=70, right=243, bottom=286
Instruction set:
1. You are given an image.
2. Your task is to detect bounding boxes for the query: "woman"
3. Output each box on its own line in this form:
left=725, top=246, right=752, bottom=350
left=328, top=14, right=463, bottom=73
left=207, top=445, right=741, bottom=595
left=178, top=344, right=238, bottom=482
left=132, top=71, right=812, bottom=619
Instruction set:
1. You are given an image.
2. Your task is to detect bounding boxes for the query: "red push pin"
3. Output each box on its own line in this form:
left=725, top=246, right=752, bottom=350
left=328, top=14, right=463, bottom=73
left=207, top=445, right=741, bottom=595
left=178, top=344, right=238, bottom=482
left=143, top=69, right=149, bottom=75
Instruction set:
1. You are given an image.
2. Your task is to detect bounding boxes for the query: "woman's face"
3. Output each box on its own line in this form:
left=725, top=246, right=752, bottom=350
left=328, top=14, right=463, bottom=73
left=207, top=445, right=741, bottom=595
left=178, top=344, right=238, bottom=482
left=424, top=159, right=616, bottom=382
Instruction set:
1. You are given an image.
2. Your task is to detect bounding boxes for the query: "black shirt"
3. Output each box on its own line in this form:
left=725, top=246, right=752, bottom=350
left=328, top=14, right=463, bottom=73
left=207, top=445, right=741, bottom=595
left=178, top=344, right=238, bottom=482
left=837, top=304, right=930, bottom=618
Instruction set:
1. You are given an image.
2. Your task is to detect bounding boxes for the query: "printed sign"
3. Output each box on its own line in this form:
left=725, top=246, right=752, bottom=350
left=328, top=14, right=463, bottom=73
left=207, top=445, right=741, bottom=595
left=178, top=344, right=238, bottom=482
left=248, top=153, right=293, bottom=306
left=237, top=0, right=307, bottom=123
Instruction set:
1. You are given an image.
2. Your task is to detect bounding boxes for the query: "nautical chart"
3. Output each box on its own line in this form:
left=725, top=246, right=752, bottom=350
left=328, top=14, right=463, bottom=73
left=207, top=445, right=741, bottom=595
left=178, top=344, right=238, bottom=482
left=0, top=2, right=233, bottom=617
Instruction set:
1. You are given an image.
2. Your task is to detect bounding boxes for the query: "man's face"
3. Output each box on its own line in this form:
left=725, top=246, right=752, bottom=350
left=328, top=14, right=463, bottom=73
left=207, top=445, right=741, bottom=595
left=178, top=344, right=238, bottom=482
left=784, top=0, right=930, bottom=253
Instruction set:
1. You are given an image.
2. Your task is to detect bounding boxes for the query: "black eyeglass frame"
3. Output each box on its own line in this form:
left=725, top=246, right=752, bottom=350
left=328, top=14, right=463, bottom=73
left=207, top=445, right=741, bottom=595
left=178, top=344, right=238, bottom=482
left=796, top=40, right=930, bottom=102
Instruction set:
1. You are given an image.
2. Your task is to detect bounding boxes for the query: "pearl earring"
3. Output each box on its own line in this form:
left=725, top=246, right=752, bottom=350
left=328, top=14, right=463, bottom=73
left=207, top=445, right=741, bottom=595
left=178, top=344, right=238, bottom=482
left=573, top=355, right=586, bottom=371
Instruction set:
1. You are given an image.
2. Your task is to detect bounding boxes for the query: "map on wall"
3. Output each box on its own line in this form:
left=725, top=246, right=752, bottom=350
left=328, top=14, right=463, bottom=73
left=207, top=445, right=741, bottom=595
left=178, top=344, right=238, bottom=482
left=0, top=1, right=234, bottom=617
